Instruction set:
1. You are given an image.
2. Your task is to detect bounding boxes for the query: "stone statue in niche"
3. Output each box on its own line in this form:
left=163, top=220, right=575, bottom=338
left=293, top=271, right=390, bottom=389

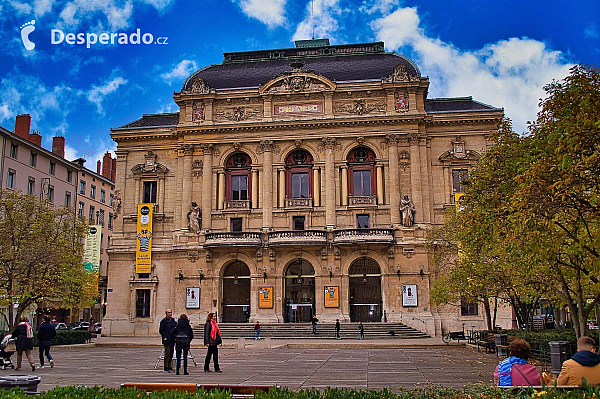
left=187, top=201, right=201, bottom=233
left=400, top=195, right=416, bottom=227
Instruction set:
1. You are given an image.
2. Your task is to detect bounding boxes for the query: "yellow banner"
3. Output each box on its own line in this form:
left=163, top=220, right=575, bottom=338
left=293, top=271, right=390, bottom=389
left=455, top=192, right=465, bottom=210
left=83, top=225, right=101, bottom=274
left=136, top=204, right=153, bottom=274
left=324, top=286, right=339, bottom=308
left=258, top=287, right=273, bottom=308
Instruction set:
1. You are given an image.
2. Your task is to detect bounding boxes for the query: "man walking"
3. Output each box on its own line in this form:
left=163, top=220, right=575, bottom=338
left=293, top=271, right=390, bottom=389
left=37, top=315, right=56, bottom=368
left=311, top=315, right=319, bottom=334
left=357, top=322, right=365, bottom=340
left=254, top=321, right=261, bottom=340
left=335, top=319, right=341, bottom=340
left=159, top=309, right=177, bottom=372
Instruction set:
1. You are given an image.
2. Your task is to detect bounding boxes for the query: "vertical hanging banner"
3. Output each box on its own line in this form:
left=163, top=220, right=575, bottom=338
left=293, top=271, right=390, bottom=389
left=136, top=204, right=153, bottom=273
left=83, top=225, right=102, bottom=274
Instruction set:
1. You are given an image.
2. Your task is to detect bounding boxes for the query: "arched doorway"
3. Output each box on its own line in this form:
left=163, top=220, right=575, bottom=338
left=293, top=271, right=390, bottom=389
left=283, top=259, right=315, bottom=322
left=222, top=261, right=250, bottom=323
left=349, top=257, right=382, bottom=322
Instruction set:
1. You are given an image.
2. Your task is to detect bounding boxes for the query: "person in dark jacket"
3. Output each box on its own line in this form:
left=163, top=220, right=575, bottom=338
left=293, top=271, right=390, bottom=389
left=311, top=315, right=318, bottom=334
left=37, top=315, right=56, bottom=368
left=170, top=313, right=193, bottom=375
left=335, top=319, right=341, bottom=339
left=11, top=316, right=36, bottom=371
left=204, top=312, right=222, bottom=372
left=158, top=309, right=177, bottom=372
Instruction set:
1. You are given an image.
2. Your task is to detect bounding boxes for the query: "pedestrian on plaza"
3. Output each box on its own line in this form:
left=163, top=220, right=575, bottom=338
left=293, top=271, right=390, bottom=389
left=11, top=316, right=36, bottom=371
left=204, top=312, right=222, bottom=372
left=335, top=319, right=341, bottom=340
left=557, top=336, right=600, bottom=386
left=37, top=315, right=56, bottom=368
left=170, top=314, right=193, bottom=375
left=254, top=321, right=261, bottom=340
left=494, top=339, right=541, bottom=386
left=311, top=315, right=319, bottom=334
left=158, top=309, right=177, bottom=372
left=357, top=322, right=365, bottom=340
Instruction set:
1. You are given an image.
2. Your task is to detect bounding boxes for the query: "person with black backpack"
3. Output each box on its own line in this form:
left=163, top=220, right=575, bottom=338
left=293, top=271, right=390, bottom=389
left=170, top=314, right=193, bottom=375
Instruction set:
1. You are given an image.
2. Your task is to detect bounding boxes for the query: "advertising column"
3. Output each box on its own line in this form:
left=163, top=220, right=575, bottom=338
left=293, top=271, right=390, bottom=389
left=136, top=204, right=153, bottom=274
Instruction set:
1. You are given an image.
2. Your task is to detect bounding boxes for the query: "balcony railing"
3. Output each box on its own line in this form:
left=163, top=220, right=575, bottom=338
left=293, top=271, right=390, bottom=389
left=268, top=230, right=327, bottom=246
left=285, top=198, right=313, bottom=208
left=204, top=232, right=262, bottom=247
left=224, top=200, right=251, bottom=210
left=332, top=228, right=394, bottom=244
left=348, top=195, right=377, bottom=206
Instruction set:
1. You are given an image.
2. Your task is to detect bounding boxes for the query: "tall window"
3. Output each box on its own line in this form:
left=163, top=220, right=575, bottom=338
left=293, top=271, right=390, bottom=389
left=47, top=185, right=54, bottom=203
left=67, top=170, right=72, bottom=183
left=357, top=214, right=370, bottom=229
left=108, top=213, right=114, bottom=230
left=230, top=217, right=243, bottom=232
left=10, top=144, right=18, bottom=159
left=452, top=169, right=469, bottom=193
left=286, top=150, right=313, bottom=200
left=293, top=216, right=305, bottom=230
left=89, top=205, right=95, bottom=223
left=347, top=147, right=376, bottom=197
left=90, top=185, right=96, bottom=199
left=79, top=181, right=86, bottom=195
left=27, top=177, right=35, bottom=195
left=143, top=181, right=157, bottom=203
left=226, top=153, right=252, bottom=202
left=99, top=209, right=105, bottom=226
left=109, top=193, right=114, bottom=206
left=78, top=201, right=84, bottom=218
left=460, top=298, right=479, bottom=316
left=65, top=192, right=71, bottom=207
left=7, top=170, right=15, bottom=189
left=100, top=189, right=105, bottom=203
left=49, top=162, right=56, bottom=176
left=29, top=152, right=37, bottom=167
left=135, top=289, right=151, bottom=318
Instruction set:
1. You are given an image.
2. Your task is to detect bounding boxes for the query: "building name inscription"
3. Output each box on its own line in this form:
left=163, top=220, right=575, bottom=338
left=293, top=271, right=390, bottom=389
left=274, top=103, right=323, bottom=115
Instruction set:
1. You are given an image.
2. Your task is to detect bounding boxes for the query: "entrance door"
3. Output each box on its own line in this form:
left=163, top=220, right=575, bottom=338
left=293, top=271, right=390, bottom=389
left=222, top=261, right=251, bottom=323
left=349, top=257, right=382, bottom=322
left=283, top=259, right=315, bottom=322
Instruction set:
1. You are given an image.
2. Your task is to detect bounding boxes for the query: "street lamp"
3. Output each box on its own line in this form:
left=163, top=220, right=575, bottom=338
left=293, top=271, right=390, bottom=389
left=419, top=264, right=425, bottom=281
left=177, top=268, right=184, bottom=283
left=396, top=265, right=402, bottom=278
left=198, top=268, right=204, bottom=282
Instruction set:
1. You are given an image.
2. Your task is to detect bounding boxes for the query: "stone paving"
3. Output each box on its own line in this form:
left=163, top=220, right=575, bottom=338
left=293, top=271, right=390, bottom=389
left=6, top=345, right=501, bottom=392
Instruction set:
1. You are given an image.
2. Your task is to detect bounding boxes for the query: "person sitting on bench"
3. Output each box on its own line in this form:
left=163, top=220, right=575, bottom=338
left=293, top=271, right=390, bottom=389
left=557, top=336, right=600, bottom=386
left=494, top=339, right=541, bottom=386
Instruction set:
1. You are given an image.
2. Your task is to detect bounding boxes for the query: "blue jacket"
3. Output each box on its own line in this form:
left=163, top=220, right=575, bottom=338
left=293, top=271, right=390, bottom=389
left=37, top=321, right=56, bottom=343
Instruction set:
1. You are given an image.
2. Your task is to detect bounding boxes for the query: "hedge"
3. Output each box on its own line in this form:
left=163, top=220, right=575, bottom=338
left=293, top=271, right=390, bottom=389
left=1, top=330, right=91, bottom=346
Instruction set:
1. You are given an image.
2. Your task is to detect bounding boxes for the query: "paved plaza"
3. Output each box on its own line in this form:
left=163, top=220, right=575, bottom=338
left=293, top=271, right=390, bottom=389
left=13, top=343, right=501, bottom=392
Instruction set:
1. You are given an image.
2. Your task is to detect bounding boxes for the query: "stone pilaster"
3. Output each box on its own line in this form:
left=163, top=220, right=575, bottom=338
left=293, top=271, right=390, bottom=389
left=340, top=166, right=348, bottom=206
left=251, top=169, right=259, bottom=208
left=259, top=140, right=274, bottom=229
left=376, top=164, right=384, bottom=205
left=386, top=134, right=401, bottom=225
left=408, top=133, right=423, bottom=223
left=312, top=167, right=320, bottom=207
left=322, top=138, right=337, bottom=227
left=201, top=144, right=213, bottom=230
left=181, top=144, right=194, bottom=230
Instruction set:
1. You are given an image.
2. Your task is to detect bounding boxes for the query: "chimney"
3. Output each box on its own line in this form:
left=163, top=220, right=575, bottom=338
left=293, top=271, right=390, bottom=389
left=97, top=160, right=102, bottom=174
left=29, top=130, right=42, bottom=146
left=74, top=158, right=86, bottom=167
left=52, top=136, right=65, bottom=158
left=14, top=114, right=31, bottom=139
left=111, top=157, right=117, bottom=182
left=102, top=152, right=112, bottom=179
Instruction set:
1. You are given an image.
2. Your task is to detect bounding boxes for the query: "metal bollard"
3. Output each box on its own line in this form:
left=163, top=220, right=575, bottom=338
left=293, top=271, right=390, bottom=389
left=549, top=341, right=570, bottom=374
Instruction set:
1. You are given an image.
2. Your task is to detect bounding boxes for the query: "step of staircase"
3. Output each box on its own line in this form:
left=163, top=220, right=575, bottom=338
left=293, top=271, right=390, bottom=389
left=193, top=322, right=429, bottom=339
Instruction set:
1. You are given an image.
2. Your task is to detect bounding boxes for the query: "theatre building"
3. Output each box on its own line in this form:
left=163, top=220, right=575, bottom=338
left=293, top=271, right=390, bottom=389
left=104, top=40, right=509, bottom=336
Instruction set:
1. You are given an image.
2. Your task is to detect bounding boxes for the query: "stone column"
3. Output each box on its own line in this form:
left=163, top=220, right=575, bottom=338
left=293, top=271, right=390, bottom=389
left=251, top=169, right=259, bottom=209
left=260, top=140, right=274, bottom=229
left=386, top=135, right=400, bottom=225
left=278, top=168, right=285, bottom=208
left=134, top=177, right=141, bottom=205
left=175, top=147, right=184, bottom=229
left=420, top=137, right=431, bottom=223
left=322, top=138, right=337, bottom=227
left=181, top=144, right=194, bottom=230
left=376, top=165, right=384, bottom=205
left=408, top=134, right=423, bottom=223
left=340, top=166, right=348, bottom=206
left=217, top=172, right=225, bottom=210
left=312, top=167, right=320, bottom=207
left=201, top=144, right=213, bottom=230
left=158, top=177, right=165, bottom=213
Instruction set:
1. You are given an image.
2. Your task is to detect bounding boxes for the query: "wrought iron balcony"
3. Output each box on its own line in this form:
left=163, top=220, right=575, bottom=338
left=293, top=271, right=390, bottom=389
left=204, top=232, right=262, bottom=247
left=348, top=195, right=377, bottom=206
left=268, top=230, right=327, bottom=246
left=285, top=198, right=313, bottom=208
left=223, top=200, right=251, bottom=210
left=332, top=228, right=394, bottom=244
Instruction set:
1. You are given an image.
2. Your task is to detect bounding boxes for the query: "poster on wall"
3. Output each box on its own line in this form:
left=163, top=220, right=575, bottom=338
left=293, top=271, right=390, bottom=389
left=258, top=287, right=273, bottom=308
left=324, top=286, right=340, bottom=308
left=402, top=284, right=418, bottom=307
left=135, top=203, right=153, bottom=274
left=186, top=287, right=200, bottom=309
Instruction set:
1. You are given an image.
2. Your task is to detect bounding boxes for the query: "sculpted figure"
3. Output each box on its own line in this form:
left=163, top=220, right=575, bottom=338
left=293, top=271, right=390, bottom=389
left=187, top=202, right=201, bottom=233
left=400, top=194, right=416, bottom=227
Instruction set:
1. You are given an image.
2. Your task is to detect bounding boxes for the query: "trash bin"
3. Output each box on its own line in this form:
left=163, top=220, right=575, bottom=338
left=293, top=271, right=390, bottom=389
left=495, top=334, right=508, bottom=357
left=549, top=341, right=570, bottom=374
left=0, top=375, right=41, bottom=393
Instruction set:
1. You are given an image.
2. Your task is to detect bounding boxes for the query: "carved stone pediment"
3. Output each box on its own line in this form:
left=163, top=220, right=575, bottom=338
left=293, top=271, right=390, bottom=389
left=131, top=152, right=169, bottom=176
left=182, top=77, right=213, bottom=94
left=382, top=63, right=420, bottom=83
left=439, top=149, right=481, bottom=162
left=259, top=71, right=335, bottom=95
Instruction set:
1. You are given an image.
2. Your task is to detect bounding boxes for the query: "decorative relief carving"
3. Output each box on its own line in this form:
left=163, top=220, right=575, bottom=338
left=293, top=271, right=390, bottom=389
left=294, top=139, right=303, bottom=148
left=399, top=162, right=410, bottom=171
left=257, top=140, right=276, bottom=154
left=187, top=202, right=201, bottom=234
left=385, top=134, right=399, bottom=145
left=201, top=143, right=214, bottom=155
left=333, top=90, right=385, bottom=99
left=399, top=150, right=410, bottom=160
left=318, top=137, right=340, bottom=152
left=192, top=159, right=203, bottom=177
left=333, top=99, right=386, bottom=115
left=192, top=101, right=205, bottom=122
left=214, top=106, right=262, bottom=122
left=382, top=64, right=420, bottom=83
left=112, top=190, right=122, bottom=217
left=182, top=144, right=194, bottom=156
left=263, top=74, right=330, bottom=94
left=232, top=142, right=241, bottom=151
left=356, top=136, right=365, bottom=145
left=131, top=151, right=169, bottom=176
left=183, top=77, right=212, bottom=94
left=395, top=92, right=409, bottom=112
left=408, top=132, right=420, bottom=143
left=215, top=97, right=260, bottom=106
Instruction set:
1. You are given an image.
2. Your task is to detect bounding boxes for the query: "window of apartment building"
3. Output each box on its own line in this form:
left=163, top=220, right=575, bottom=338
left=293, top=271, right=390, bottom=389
left=230, top=217, right=243, bottom=232
left=108, top=213, right=114, bottom=230
left=286, top=150, right=313, bottom=199
left=109, top=193, right=114, bottom=207
left=67, top=170, right=72, bottom=183
left=49, top=161, right=56, bottom=176
left=65, top=192, right=71, bottom=208
left=225, top=153, right=251, bottom=202
left=90, top=185, right=96, bottom=200
left=27, top=177, right=35, bottom=195
left=460, top=299, right=479, bottom=316
left=78, top=201, right=84, bottom=218
left=135, top=289, right=151, bottom=318
left=293, top=216, right=305, bottom=231
left=100, top=233, right=104, bottom=253
left=10, top=144, right=18, bottom=159
left=357, top=214, right=370, bottom=229
left=47, top=185, right=54, bottom=203
left=29, top=152, right=37, bottom=167
left=100, top=189, right=105, bottom=204
left=89, top=205, right=95, bottom=223
left=79, top=180, right=86, bottom=195
left=7, top=169, right=15, bottom=189
left=143, top=181, right=157, bottom=203
left=452, top=169, right=469, bottom=193
left=99, top=209, right=105, bottom=227
left=348, top=147, right=376, bottom=197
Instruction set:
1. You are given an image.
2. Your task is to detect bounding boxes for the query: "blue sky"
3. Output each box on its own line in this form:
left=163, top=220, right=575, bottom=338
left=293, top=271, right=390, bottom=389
left=0, top=0, right=597, bottom=164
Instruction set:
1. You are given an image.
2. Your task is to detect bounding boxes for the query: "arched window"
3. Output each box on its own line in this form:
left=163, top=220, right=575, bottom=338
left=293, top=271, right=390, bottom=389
left=347, top=147, right=376, bottom=197
left=285, top=150, right=313, bottom=199
left=225, top=153, right=252, bottom=201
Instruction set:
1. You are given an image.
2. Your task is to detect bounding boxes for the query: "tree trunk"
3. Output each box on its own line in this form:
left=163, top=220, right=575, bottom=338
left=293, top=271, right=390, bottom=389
left=483, top=296, right=493, bottom=330
left=492, top=296, right=498, bottom=329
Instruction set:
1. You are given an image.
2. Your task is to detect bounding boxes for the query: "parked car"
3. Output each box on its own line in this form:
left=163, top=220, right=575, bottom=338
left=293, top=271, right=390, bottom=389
left=93, top=323, right=102, bottom=333
left=54, top=323, right=68, bottom=330
left=588, top=321, right=598, bottom=330
left=67, top=322, right=90, bottom=331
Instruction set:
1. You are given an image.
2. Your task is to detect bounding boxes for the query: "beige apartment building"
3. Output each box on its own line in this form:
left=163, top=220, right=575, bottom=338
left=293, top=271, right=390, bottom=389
left=105, top=40, right=511, bottom=337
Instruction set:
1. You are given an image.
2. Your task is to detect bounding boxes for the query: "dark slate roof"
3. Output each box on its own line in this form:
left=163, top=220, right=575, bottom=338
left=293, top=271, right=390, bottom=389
left=182, top=42, right=420, bottom=91
left=117, top=113, right=179, bottom=129
left=425, top=97, right=501, bottom=113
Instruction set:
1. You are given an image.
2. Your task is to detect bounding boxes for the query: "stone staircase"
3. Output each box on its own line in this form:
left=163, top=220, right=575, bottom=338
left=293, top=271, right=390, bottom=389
left=193, top=322, right=429, bottom=339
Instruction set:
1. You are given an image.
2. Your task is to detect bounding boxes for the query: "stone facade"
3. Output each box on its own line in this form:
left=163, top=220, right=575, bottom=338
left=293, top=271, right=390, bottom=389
left=104, top=41, right=511, bottom=336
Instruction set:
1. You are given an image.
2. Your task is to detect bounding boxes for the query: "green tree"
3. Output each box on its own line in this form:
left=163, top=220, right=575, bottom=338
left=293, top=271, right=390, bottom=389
left=0, top=189, right=97, bottom=330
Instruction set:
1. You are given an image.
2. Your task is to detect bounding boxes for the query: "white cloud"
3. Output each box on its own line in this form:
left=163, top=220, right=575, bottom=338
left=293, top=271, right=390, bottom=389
left=89, top=140, right=117, bottom=167
left=359, top=0, right=399, bottom=15
left=292, top=0, right=342, bottom=42
left=372, top=6, right=574, bottom=133
left=160, top=59, right=197, bottom=84
left=584, top=24, right=598, bottom=39
left=64, top=144, right=79, bottom=161
left=235, top=0, right=287, bottom=28
left=86, top=76, right=128, bottom=114
left=0, top=103, right=10, bottom=121
left=9, top=1, right=32, bottom=14
left=33, top=0, right=53, bottom=17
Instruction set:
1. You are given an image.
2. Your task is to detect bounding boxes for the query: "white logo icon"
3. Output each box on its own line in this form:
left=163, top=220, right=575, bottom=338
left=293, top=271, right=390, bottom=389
left=20, top=20, right=36, bottom=51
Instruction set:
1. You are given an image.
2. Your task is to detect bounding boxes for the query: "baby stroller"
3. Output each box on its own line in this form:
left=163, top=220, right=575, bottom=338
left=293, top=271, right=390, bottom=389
left=0, top=334, right=15, bottom=369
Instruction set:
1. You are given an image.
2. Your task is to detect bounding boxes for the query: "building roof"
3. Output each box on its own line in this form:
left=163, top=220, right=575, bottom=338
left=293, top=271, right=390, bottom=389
left=425, top=97, right=501, bottom=113
left=182, top=42, right=420, bottom=91
left=117, top=113, right=179, bottom=129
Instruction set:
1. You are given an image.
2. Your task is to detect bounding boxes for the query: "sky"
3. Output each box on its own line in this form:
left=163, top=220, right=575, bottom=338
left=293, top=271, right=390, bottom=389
left=0, top=0, right=597, bottom=165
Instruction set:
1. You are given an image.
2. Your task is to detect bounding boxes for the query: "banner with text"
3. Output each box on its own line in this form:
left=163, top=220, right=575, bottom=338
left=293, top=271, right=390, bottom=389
left=136, top=204, right=153, bottom=273
left=83, top=225, right=101, bottom=274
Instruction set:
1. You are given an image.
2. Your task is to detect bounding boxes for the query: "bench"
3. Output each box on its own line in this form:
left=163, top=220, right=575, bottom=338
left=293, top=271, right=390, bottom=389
left=122, top=383, right=275, bottom=395
left=476, top=332, right=496, bottom=354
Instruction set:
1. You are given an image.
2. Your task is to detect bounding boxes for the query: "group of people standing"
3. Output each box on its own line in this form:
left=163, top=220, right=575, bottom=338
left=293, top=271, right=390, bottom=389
left=159, top=309, right=222, bottom=375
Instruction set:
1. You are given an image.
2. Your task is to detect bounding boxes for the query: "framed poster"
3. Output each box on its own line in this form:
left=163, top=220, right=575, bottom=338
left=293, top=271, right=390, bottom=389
left=135, top=204, right=153, bottom=274
left=324, top=286, right=339, bottom=308
left=402, top=284, right=418, bottom=307
left=186, top=287, right=200, bottom=309
left=258, top=286, right=273, bottom=308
